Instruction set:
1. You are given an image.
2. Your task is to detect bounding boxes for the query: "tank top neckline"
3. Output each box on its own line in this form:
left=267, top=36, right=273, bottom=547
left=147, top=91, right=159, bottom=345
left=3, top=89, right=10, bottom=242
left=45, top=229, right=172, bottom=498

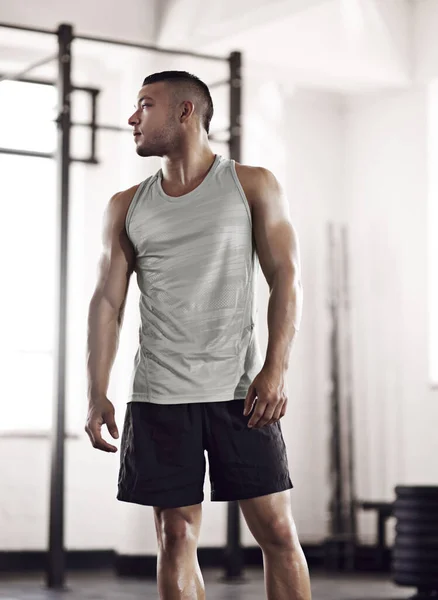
left=156, top=154, right=221, bottom=202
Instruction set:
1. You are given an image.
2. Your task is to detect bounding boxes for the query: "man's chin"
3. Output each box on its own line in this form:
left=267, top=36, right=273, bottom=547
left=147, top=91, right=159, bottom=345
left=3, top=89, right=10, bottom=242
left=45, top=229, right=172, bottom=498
left=135, top=146, right=159, bottom=158
left=135, top=146, right=149, bottom=157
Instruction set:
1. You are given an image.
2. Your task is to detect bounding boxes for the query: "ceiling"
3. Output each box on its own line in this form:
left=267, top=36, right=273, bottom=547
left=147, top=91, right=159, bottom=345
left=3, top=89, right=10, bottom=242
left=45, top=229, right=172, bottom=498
left=157, top=0, right=413, bottom=94
left=0, top=0, right=414, bottom=95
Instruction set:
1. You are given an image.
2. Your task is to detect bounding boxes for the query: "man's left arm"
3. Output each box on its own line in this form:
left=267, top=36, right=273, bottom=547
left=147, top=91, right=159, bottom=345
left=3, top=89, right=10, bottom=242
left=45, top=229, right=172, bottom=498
left=242, top=167, right=303, bottom=428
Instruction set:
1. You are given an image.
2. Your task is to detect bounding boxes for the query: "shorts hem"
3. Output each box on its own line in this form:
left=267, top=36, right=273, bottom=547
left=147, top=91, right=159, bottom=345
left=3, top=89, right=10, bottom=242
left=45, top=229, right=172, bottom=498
left=117, top=489, right=204, bottom=509
left=210, top=478, right=293, bottom=502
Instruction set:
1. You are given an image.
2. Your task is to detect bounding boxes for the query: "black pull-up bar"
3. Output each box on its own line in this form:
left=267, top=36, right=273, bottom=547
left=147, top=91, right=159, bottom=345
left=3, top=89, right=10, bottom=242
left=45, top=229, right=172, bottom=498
left=46, top=22, right=73, bottom=590
left=0, top=20, right=228, bottom=63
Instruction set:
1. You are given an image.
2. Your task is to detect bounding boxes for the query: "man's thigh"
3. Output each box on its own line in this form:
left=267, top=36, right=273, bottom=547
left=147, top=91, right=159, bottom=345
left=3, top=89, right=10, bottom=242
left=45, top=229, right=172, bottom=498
left=204, top=399, right=293, bottom=502
left=117, top=402, right=205, bottom=508
left=153, top=504, right=203, bottom=542
left=239, top=490, right=299, bottom=546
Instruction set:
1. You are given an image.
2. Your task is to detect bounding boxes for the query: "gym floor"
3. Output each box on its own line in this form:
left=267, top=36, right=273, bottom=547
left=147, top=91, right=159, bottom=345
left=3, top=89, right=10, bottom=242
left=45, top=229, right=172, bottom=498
left=0, top=569, right=415, bottom=599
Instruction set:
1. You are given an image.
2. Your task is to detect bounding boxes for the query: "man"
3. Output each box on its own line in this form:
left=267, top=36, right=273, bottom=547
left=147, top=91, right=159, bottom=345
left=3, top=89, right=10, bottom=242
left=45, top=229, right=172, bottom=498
left=86, top=71, right=310, bottom=600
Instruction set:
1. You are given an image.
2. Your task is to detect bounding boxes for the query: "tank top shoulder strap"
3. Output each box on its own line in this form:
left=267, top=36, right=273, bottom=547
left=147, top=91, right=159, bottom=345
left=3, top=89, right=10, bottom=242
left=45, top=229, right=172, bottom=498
left=125, top=174, right=157, bottom=236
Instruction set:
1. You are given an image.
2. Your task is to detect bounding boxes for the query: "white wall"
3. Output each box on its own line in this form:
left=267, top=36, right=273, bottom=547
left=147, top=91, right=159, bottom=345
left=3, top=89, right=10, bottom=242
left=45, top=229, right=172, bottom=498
left=345, top=86, right=438, bottom=541
left=414, top=0, right=438, bottom=83
left=249, top=87, right=345, bottom=543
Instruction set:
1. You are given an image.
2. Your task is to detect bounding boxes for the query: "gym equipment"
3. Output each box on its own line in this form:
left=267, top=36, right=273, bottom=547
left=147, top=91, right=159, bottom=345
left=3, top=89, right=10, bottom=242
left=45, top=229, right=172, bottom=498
left=356, top=500, right=393, bottom=570
left=392, top=485, right=438, bottom=599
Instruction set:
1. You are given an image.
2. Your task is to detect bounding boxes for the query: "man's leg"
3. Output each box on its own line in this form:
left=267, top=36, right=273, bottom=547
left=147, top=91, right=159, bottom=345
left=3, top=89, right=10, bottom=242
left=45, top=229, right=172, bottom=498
left=240, top=491, right=312, bottom=600
left=154, top=503, right=205, bottom=600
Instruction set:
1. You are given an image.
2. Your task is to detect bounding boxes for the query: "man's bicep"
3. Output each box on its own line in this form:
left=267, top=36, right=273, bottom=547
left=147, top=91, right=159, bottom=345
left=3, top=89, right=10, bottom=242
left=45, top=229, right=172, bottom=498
left=251, top=170, right=301, bottom=287
left=92, top=193, right=136, bottom=314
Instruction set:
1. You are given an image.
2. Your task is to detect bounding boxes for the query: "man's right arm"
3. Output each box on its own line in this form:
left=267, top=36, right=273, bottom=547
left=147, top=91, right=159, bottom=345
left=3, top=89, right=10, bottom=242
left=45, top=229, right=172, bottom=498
left=85, top=186, right=138, bottom=452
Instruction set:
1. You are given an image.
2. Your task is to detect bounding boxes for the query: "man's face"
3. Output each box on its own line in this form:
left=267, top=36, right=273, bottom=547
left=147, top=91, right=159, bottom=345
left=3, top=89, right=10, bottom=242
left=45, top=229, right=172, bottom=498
left=128, top=82, right=178, bottom=157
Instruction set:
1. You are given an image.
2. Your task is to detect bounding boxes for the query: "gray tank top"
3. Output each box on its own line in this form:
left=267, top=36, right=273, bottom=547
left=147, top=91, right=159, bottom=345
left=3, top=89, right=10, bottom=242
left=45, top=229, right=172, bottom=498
left=125, top=154, right=263, bottom=404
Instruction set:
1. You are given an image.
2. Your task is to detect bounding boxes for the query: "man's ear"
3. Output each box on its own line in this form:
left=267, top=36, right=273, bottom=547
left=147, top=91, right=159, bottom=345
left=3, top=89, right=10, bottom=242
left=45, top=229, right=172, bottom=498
left=180, top=100, right=194, bottom=123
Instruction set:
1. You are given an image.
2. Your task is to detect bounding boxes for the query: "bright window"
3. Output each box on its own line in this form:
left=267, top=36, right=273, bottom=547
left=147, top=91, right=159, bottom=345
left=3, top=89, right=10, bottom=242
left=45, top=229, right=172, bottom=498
left=0, top=81, right=57, bottom=431
left=0, top=80, right=57, bottom=152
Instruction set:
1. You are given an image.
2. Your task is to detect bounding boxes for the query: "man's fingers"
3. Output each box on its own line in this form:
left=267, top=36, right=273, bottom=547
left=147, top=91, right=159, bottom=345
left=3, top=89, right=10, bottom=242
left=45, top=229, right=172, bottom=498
left=85, top=399, right=119, bottom=453
left=253, top=403, right=276, bottom=429
left=248, top=400, right=269, bottom=429
left=265, top=401, right=285, bottom=427
left=85, top=424, right=96, bottom=447
left=280, top=397, right=288, bottom=418
left=93, top=429, right=118, bottom=453
left=104, top=411, right=119, bottom=440
left=249, top=397, right=287, bottom=428
left=243, top=385, right=257, bottom=416
left=86, top=421, right=118, bottom=453
left=275, top=400, right=286, bottom=421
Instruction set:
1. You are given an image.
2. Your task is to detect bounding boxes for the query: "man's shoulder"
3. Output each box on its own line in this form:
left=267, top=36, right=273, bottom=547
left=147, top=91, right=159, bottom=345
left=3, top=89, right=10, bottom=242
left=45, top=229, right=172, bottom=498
left=104, top=184, right=142, bottom=228
left=109, top=182, right=144, bottom=212
left=235, top=162, right=268, bottom=177
left=234, top=163, right=281, bottom=205
left=114, top=183, right=142, bottom=204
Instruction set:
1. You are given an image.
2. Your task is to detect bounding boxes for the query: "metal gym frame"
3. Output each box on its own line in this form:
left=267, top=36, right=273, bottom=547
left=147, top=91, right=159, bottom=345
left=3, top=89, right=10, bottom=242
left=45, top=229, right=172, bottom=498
left=0, top=21, right=243, bottom=589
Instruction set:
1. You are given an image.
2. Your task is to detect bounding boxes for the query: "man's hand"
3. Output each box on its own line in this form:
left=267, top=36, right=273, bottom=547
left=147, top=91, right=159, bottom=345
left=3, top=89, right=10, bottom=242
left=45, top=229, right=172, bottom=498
left=243, top=366, right=288, bottom=429
left=85, top=397, right=119, bottom=453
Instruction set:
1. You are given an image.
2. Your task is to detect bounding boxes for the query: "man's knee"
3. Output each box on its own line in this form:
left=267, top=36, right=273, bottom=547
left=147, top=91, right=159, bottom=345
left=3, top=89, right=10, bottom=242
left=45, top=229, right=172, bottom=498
left=154, top=505, right=201, bottom=554
left=259, top=517, right=301, bottom=555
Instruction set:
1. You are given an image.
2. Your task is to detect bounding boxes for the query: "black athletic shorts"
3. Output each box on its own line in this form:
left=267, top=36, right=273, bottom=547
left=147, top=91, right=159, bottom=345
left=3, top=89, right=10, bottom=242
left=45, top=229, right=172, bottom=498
left=117, top=399, right=293, bottom=509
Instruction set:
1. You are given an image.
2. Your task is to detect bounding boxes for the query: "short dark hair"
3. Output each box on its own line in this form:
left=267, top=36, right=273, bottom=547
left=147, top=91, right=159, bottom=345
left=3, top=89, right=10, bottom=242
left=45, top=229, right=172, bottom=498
left=142, top=71, right=214, bottom=134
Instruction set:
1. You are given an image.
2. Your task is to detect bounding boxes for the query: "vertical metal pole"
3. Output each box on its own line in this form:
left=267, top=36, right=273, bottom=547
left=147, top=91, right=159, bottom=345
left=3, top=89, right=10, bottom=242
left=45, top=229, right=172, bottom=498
left=340, top=225, right=357, bottom=570
left=46, top=22, right=73, bottom=590
left=326, top=224, right=343, bottom=570
left=223, top=51, right=244, bottom=582
left=90, top=89, right=99, bottom=162
left=325, top=224, right=358, bottom=571
left=228, top=52, right=242, bottom=164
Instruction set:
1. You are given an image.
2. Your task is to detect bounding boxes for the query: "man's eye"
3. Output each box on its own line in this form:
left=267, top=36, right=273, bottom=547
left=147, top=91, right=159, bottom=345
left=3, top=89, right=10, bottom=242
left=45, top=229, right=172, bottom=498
left=141, top=104, right=152, bottom=109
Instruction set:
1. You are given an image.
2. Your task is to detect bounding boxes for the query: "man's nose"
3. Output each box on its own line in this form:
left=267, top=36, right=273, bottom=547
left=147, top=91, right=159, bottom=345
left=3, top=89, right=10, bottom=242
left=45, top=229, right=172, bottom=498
left=128, top=110, right=140, bottom=127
